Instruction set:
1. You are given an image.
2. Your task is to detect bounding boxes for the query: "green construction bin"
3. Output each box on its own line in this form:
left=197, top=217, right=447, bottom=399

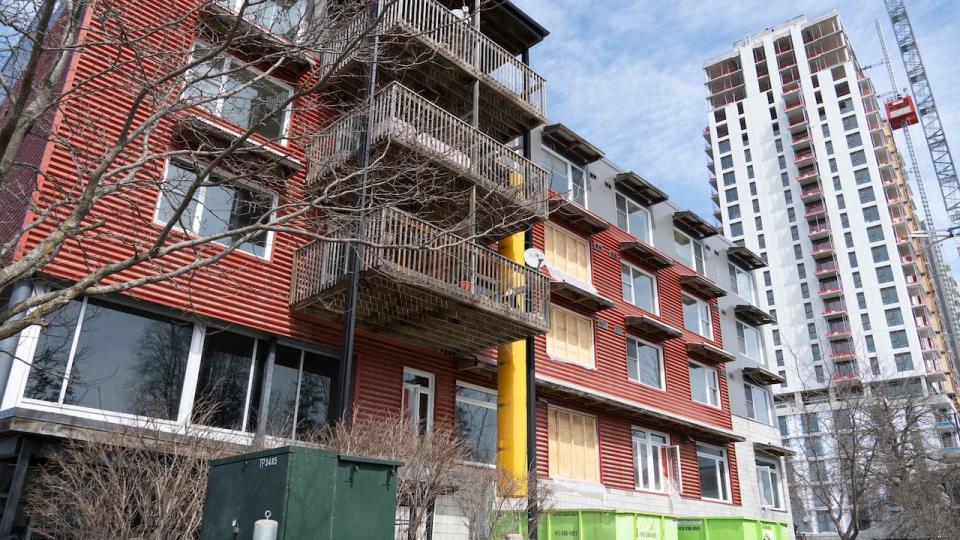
left=199, top=446, right=401, bottom=540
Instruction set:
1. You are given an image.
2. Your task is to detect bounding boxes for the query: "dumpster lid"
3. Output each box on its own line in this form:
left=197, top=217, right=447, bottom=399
left=209, top=445, right=337, bottom=467
left=339, top=453, right=403, bottom=468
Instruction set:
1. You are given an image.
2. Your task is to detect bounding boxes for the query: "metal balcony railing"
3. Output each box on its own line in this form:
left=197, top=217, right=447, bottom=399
left=321, top=0, right=546, bottom=118
left=307, top=82, right=548, bottom=218
left=290, top=207, right=550, bottom=330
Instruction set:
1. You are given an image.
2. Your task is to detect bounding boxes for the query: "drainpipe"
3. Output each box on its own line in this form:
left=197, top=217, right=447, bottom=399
left=335, top=0, right=381, bottom=427
left=0, top=280, right=33, bottom=399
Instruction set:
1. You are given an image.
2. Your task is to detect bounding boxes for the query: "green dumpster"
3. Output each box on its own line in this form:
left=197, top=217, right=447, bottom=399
left=199, top=446, right=401, bottom=540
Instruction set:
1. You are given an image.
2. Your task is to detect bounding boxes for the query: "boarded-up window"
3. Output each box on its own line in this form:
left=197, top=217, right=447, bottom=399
left=546, top=306, right=594, bottom=367
left=544, top=223, right=591, bottom=283
left=548, top=407, right=600, bottom=482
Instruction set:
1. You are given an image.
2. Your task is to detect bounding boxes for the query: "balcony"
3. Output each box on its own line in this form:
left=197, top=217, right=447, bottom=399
left=832, top=369, right=861, bottom=386
left=703, top=126, right=711, bottom=141
left=915, top=316, right=934, bottom=335
left=306, top=82, right=548, bottom=238
left=788, top=113, right=809, bottom=133
left=825, top=324, right=851, bottom=340
left=901, top=254, right=920, bottom=273
left=796, top=166, right=819, bottom=184
left=818, top=281, right=843, bottom=299
left=920, top=338, right=940, bottom=356
left=801, top=185, right=823, bottom=202
left=290, top=207, right=550, bottom=354
left=318, top=0, right=547, bottom=141
left=905, top=274, right=924, bottom=291
left=822, top=301, right=847, bottom=319
left=926, top=359, right=947, bottom=382
left=805, top=203, right=827, bottom=220
left=815, top=261, right=839, bottom=278
left=811, top=242, right=834, bottom=259
left=792, top=130, right=813, bottom=151
left=794, top=148, right=816, bottom=168
left=808, top=221, right=831, bottom=240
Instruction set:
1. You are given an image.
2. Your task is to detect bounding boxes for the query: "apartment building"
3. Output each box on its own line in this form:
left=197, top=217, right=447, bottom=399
left=0, top=1, right=789, bottom=538
left=703, top=11, right=960, bottom=536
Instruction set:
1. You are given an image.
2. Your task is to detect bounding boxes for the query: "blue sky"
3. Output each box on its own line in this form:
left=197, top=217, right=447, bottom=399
left=516, top=0, right=960, bottom=269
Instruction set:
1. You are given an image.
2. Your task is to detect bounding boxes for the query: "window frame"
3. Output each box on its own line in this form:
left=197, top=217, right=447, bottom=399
left=744, top=381, right=773, bottom=425
left=153, top=159, right=278, bottom=259
left=621, top=261, right=659, bottom=314
left=454, top=381, right=498, bottom=465
left=547, top=405, right=600, bottom=483
left=674, top=229, right=705, bottom=274
left=185, top=42, right=295, bottom=142
left=544, top=222, right=592, bottom=285
left=682, top=293, right=714, bottom=339
left=542, top=146, right=587, bottom=207
left=615, top=192, right=653, bottom=243
left=626, top=335, right=665, bottom=391
left=696, top=442, right=732, bottom=502
left=736, top=321, right=765, bottom=366
left=756, top=458, right=785, bottom=510
left=402, top=367, right=435, bottom=436
left=688, top=359, right=721, bottom=409
left=631, top=427, right=671, bottom=492
left=729, top=263, right=757, bottom=304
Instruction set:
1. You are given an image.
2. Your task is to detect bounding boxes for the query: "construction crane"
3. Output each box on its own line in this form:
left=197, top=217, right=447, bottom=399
left=879, top=3, right=960, bottom=373
left=884, top=0, right=960, bottom=223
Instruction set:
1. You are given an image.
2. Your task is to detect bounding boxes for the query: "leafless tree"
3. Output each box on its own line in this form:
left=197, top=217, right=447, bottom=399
left=779, top=340, right=960, bottom=539
left=0, top=0, right=546, bottom=345
left=451, top=464, right=553, bottom=540
left=320, top=412, right=469, bottom=540
left=23, top=405, right=248, bottom=539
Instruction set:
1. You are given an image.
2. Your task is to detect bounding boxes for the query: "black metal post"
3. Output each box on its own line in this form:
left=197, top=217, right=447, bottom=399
left=521, top=45, right=539, bottom=539
left=335, top=1, right=381, bottom=427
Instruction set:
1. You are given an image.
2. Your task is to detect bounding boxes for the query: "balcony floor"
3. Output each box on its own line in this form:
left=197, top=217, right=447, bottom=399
left=294, top=267, right=549, bottom=355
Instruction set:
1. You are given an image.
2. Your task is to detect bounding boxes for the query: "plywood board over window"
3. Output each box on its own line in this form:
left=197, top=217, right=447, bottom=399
left=546, top=306, right=595, bottom=368
left=545, top=223, right=591, bottom=283
left=548, top=407, right=600, bottom=482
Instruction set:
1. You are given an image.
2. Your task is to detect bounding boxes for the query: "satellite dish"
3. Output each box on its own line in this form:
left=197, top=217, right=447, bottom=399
left=524, top=248, right=546, bottom=270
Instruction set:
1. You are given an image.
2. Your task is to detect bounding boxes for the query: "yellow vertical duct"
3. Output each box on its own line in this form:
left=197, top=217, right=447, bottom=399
left=498, top=229, right=527, bottom=497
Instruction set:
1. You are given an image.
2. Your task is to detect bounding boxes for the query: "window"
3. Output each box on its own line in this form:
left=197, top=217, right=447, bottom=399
left=866, top=335, right=876, bottom=353
left=863, top=206, right=880, bottom=222
left=849, top=252, right=859, bottom=268
left=547, top=306, right=595, bottom=367
left=890, top=330, right=909, bottom=349
left=744, top=149, right=752, bottom=162
left=871, top=245, right=889, bottom=263
left=775, top=350, right=784, bottom=366
left=854, top=168, right=871, bottom=184
left=850, top=150, right=867, bottom=167
left=744, top=383, right=773, bottom=424
left=455, top=383, right=497, bottom=464
left=674, top=230, right=705, bottom=273
left=857, top=292, right=866, bottom=309
left=814, top=364, right=825, bottom=383
left=696, top=444, right=730, bottom=501
left=778, top=416, right=789, bottom=436
left=621, top=263, right=657, bottom=313
left=870, top=357, right=881, bottom=375
left=845, top=233, right=854, bottom=248
left=817, top=510, right=836, bottom=533
left=867, top=225, right=884, bottom=242
left=737, top=322, right=765, bottom=365
left=682, top=295, right=713, bottom=339
left=689, top=361, right=720, bottom=407
left=718, top=139, right=731, bottom=154
left=632, top=429, right=669, bottom=491
left=728, top=204, right=741, bottom=220
left=803, top=413, right=820, bottom=433
left=729, top=264, right=756, bottom=303
left=872, top=266, right=893, bottom=284
left=859, top=187, right=876, bottom=204
left=723, top=171, right=736, bottom=186
left=825, top=140, right=834, bottom=155
left=157, top=161, right=276, bottom=257
left=193, top=329, right=269, bottom=431
left=894, top=353, right=912, bottom=372
left=880, top=286, right=898, bottom=305
left=757, top=459, right=784, bottom=509
left=783, top=190, right=793, bottom=204
left=265, top=344, right=337, bottom=438
left=838, top=97, right=854, bottom=114
left=846, top=132, right=862, bottom=148
left=720, top=155, right=734, bottom=170
left=627, top=337, right=663, bottom=389
left=828, top=158, right=838, bottom=173
left=227, top=0, right=307, bottom=39
left=543, top=148, right=586, bottom=206
left=24, top=298, right=192, bottom=420
left=862, top=313, right=872, bottom=330
left=548, top=407, right=599, bottom=482
left=544, top=223, right=591, bottom=283
left=842, top=115, right=858, bottom=131
left=885, top=308, right=903, bottom=326
left=725, top=187, right=738, bottom=203
left=841, top=213, right=850, bottom=227
left=730, top=222, right=743, bottom=237
left=616, top=193, right=652, bottom=242
left=402, top=369, right=434, bottom=435
left=184, top=48, right=292, bottom=139
left=852, top=272, right=861, bottom=288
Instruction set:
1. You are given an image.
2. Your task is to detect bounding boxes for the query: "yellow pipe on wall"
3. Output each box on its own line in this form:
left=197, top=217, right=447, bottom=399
left=497, top=229, right=527, bottom=497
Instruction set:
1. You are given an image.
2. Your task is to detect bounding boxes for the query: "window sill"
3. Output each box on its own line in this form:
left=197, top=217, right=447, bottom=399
left=547, top=354, right=596, bottom=371
left=626, top=378, right=667, bottom=393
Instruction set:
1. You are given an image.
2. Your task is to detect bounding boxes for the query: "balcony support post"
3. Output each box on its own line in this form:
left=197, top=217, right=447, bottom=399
left=521, top=91, right=539, bottom=539
left=335, top=0, right=381, bottom=428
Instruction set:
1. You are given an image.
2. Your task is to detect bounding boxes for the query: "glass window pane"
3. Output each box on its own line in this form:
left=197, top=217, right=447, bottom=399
left=62, top=301, right=192, bottom=419
left=157, top=162, right=200, bottom=230
left=637, top=343, right=661, bottom=387
left=456, top=385, right=497, bottom=464
left=698, top=454, right=720, bottom=499
left=194, top=331, right=257, bottom=430
left=295, top=351, right=336, bottom=435
left=24, top=300, right=83, bottom=402
left=265, top=345, right=301, bottom=437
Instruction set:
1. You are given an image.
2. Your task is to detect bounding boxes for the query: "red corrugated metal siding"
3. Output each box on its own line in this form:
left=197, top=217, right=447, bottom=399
left=533, top=219, right=732, bottom=431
